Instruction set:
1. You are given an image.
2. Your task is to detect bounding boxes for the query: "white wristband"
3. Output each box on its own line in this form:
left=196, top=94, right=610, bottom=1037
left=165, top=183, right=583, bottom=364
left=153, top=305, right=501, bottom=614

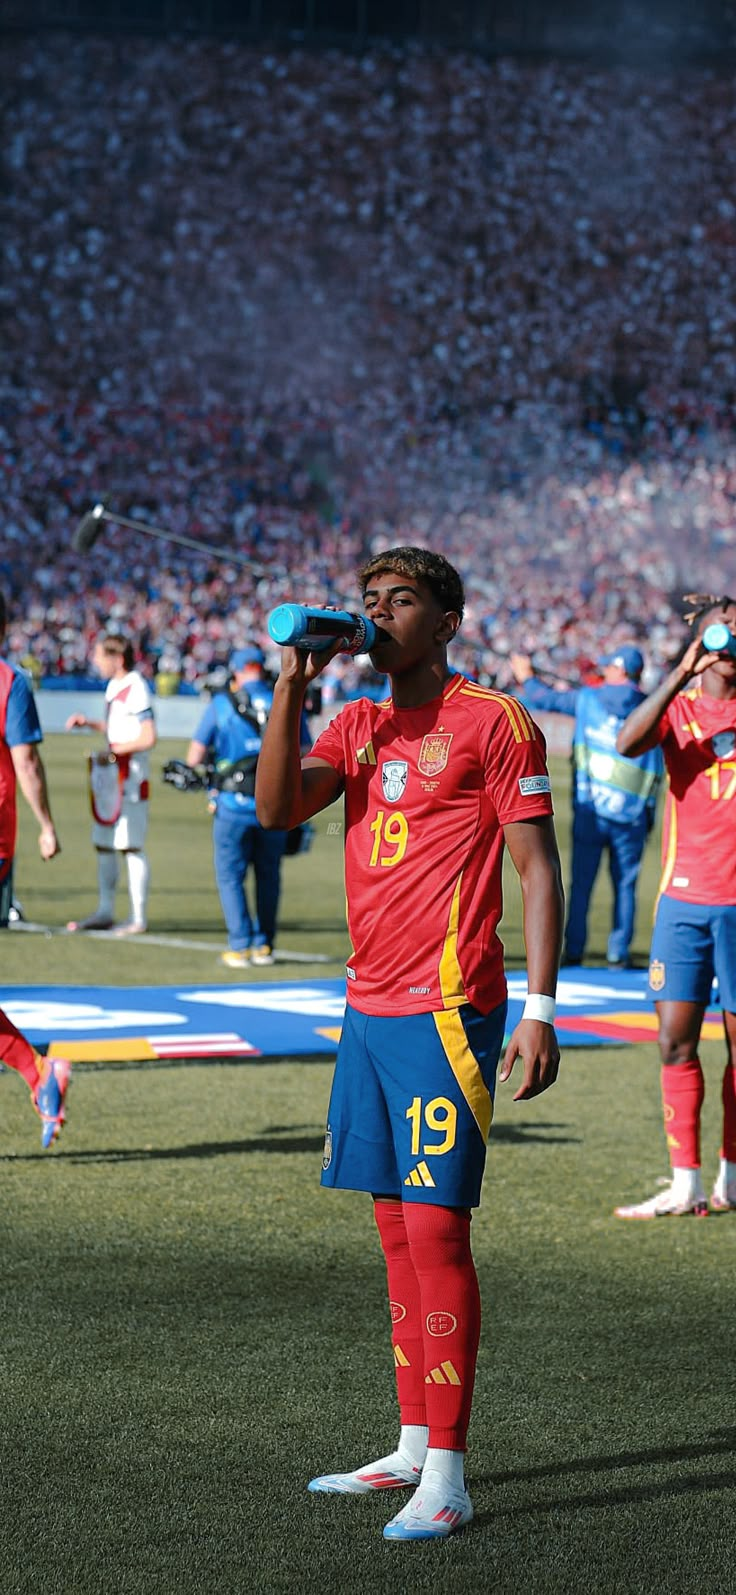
left=522, top=993, right=556, bottom=1025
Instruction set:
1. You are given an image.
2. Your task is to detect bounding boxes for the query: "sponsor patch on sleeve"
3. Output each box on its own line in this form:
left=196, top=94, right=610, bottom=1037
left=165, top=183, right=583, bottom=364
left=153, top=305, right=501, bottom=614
left=518, top=775, right=552, bottom=795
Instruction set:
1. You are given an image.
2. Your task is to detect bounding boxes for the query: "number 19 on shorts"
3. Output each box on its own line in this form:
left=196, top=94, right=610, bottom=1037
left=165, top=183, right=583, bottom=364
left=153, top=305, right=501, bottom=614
left=406, top=1095, right=458, bottom=1156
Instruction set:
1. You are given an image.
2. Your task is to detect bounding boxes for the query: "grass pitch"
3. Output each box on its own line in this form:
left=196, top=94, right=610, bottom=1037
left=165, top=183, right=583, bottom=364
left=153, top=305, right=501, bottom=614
left=1, top=739, right=734, bottom=1595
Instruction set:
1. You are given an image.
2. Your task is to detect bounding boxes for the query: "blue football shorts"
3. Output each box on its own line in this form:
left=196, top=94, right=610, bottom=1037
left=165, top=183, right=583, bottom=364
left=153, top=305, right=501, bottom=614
left=648, top=893, right=736, bottom=1011
left=320, top=1000, right=508, bottom=1208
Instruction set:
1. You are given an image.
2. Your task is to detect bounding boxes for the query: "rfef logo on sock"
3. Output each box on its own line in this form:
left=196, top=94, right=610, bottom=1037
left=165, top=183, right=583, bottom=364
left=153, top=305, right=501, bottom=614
left=426, top=1311, right=457, bottom=1337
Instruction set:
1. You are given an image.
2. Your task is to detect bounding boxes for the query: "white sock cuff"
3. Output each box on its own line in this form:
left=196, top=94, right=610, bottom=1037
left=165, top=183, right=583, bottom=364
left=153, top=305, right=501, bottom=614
left=398, top=1425, right=428, bottom=1468
left=126, top=851, right=150, bottom=925
left=423, top=1447, right=465, bottom=1493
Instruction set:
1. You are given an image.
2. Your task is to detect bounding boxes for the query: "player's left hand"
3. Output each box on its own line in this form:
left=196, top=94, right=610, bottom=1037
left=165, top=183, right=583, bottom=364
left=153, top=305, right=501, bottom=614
left=499, top=1019, right=560, bottom=1100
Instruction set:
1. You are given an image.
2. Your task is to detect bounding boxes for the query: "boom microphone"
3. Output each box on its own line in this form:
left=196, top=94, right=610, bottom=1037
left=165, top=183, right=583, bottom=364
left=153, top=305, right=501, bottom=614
left=72, top=502, right=262, bottom=571
left=267, top=603, right=388, bottom=655
left=74, top=503, right=106, bottom=553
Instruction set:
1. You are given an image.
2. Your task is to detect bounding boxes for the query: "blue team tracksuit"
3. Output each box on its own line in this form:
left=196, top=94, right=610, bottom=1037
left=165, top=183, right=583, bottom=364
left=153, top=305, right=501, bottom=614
left=520, top=679, right=663, bottom=965
left=192, top=683, right=286, bottom=953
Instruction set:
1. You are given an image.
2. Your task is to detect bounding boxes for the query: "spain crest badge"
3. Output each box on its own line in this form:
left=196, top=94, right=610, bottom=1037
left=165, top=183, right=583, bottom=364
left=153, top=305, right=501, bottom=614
left=648, top=959, right=666, bottom=992
left=417, top=733, right=453, bottom=778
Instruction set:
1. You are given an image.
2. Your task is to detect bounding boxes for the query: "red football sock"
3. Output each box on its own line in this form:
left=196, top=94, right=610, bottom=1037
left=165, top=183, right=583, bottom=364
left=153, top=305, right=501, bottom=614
left=661, top=1060, right=705, bottom=1169
left=374, top=1199, right=427, bottom=1427
left=720, top=1064, right=736, bottom=1161
left=402, top=1202, right=481, bottom=1452
left=0, top=1008, right=42, bottom=1094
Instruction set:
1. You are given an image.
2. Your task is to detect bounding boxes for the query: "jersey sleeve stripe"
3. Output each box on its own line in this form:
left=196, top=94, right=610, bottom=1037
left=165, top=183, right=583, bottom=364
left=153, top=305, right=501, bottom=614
left=504, top=696, right=537, bottom=739
left=459, top=686, right=534, bottom=743
left=443, top=675, right=466, bottom=702
left=466, top=688, right=526, bottom=742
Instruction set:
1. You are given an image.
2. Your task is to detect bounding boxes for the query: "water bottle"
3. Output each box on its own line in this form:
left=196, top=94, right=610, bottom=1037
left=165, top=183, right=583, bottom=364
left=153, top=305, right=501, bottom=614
left=267, top=604, right=386, bottom=655
left=702, top=622, right=736, bottom=657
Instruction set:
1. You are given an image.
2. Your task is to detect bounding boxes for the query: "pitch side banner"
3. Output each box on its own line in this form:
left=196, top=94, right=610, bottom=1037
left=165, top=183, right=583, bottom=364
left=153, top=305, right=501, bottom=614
left=0, top=970, right=722, bottom=1062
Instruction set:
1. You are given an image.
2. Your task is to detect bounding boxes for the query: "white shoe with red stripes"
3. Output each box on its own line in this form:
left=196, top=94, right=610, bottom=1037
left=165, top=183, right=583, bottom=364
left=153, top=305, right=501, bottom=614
left=614, top=1178, right=708, bottom=1219
left=383, top=1481, right=473, bottom=1540
left=308, top=1454, right=421, bottom=1495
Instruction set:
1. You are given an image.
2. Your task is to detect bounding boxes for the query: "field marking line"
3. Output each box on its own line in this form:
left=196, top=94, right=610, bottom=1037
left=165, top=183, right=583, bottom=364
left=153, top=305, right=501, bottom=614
left=6, top=922, right=332, bottom=962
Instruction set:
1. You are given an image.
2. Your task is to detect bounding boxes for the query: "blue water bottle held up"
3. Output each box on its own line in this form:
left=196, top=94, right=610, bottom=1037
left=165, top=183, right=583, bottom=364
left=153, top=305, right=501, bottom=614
left=702, top=622, right=736, bottom=658
left=267, top=603, right=385, bottom=656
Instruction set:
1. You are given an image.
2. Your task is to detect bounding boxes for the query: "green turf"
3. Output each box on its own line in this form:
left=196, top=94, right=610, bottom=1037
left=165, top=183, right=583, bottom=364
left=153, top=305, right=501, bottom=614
left=1, top=738, right=733, bottom=1594
left=3, top=737, right=663, bottom=983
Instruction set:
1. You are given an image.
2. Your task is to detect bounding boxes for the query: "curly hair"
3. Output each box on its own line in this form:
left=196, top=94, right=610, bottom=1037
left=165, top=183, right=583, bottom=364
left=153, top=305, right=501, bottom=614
left=358, top=546, right=465, bottom=623
left=682, top=592, right=736, bottom=629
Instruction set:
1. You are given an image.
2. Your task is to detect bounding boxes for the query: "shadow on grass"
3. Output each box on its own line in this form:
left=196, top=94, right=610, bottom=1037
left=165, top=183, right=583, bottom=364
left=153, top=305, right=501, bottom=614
left=0, top=1133, right=326, bottom=1164
left=474, top=1428, right=736, bottom=1518
left=490, top=1121, right=580, bottom=1145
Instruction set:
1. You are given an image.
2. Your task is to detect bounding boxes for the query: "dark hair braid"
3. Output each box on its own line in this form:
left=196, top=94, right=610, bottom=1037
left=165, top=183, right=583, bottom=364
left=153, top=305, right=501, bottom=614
left=682, top=592, right=736, bottom=628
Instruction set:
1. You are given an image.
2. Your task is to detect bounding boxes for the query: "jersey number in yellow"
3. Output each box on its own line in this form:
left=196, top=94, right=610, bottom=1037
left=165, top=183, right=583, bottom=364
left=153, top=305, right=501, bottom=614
left=368, top=809, right=409, bottom=867
left=705, top=761, right=736, bottom=801
left=406, top=1095, right=458, bottom=1157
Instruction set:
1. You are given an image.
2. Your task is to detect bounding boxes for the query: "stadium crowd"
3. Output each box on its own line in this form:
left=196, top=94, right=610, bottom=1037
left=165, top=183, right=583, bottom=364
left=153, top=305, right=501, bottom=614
left=2, top=34, right=736, bottom=697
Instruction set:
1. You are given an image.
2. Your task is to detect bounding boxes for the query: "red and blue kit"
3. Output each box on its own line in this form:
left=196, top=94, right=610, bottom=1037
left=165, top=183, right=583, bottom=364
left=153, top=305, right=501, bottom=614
left=311, top=674, right=554, bottom=1205
left=649, top=685, right=736, bottom=1009
left=311, top=673, right=554, bottom=1018
left=656, top=685, right=736, bottom=906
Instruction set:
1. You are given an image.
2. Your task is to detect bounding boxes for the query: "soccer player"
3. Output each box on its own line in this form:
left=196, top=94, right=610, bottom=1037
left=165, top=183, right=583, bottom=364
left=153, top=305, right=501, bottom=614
left=256, top=547, right=564, bottom=1541
left=0, top=588, right=70, bottom=1146
left=614, top=593, right=736, bottom=1218
left=65, top=633, right=156, bottom=936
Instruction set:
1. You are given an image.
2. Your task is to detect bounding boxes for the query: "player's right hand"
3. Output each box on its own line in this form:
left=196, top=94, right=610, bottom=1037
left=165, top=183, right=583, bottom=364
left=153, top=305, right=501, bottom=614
left=65, top=712, right=88, bottom=729
left=39, top=825, right=60, bottom=860
left=278, top=608, right=346, bottom=686
left=678, top=635, right=711, bottom=680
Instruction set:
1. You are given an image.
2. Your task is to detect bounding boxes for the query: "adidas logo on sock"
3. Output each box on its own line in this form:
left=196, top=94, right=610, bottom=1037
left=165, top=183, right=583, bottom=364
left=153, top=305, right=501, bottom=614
left=425, top=1361, right=461, bottom=1386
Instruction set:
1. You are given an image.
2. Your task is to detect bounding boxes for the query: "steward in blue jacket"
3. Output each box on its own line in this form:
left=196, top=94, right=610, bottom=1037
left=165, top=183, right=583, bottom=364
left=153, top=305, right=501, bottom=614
left=512, top=645, right=663, bottom=968
left=186, top=646, right=310, bottom=969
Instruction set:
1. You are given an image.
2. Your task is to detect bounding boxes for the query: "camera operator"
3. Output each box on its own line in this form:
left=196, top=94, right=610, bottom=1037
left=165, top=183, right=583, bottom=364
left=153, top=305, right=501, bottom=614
left=183, top=646, right=311, bottom=969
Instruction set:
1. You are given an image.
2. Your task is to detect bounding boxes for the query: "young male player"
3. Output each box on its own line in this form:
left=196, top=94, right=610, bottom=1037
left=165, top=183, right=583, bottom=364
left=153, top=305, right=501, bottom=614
left=614, top=594, right=736, bottom=1218
left=256, top=547, right=564, bottom=1541
left=65, top=633, right=156, bottom=935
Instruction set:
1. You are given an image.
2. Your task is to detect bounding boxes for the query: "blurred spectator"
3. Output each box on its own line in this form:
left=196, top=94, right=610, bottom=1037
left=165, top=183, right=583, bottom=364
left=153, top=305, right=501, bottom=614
left=65, top=633, right=157, bottom=935
left=511, top=645, right=664, bottom=966
left=0, top=37, right=735, bottom=696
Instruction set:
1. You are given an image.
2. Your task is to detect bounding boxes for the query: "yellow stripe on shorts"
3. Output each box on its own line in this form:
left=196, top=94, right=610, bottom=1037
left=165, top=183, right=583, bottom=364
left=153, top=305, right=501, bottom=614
left=432, top=1008, right=493, bottom=1143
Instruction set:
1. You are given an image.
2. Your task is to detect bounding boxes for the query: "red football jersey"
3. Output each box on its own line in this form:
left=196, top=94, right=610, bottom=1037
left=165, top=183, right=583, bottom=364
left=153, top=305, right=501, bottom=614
left=657, top=685, right=736, bottom=905
left=309, top=673, right=554, bottom=1016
